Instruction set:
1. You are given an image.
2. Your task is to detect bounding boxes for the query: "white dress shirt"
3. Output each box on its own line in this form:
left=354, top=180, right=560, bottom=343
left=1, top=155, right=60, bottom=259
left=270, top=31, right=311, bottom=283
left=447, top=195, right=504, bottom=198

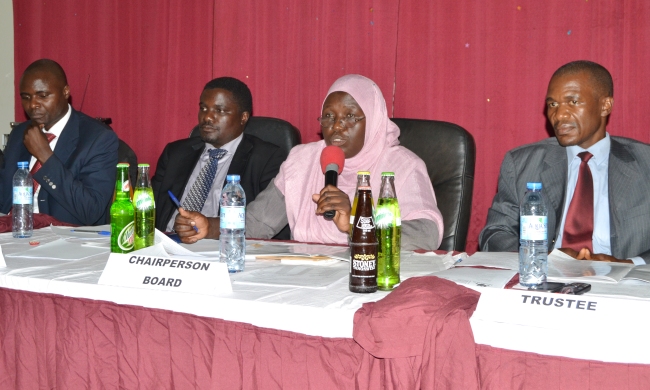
left=165, top=133, right=243, bottom=231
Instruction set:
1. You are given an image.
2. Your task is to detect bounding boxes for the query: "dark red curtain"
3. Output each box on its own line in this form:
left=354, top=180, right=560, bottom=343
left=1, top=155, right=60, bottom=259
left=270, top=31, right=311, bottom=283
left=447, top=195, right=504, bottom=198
left=13, top=0, right=650, bottom=251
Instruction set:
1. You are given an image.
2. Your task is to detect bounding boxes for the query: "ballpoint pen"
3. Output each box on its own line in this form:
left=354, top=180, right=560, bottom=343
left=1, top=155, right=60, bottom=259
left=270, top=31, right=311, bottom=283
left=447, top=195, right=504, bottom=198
left=168, top=190, right=199, bottom=232
left=70, top=229, right=111, bottom=236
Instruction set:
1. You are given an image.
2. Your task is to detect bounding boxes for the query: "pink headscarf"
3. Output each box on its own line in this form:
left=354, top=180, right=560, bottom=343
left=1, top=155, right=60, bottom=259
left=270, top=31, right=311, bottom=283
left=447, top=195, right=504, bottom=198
left=274, top=74, right=443, bottom=246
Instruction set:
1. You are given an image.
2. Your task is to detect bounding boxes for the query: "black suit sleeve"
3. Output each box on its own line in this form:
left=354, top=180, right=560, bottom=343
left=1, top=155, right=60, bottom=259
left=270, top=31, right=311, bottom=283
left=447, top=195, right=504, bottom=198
left=152, top=143, right=174, bottom=231
left=35, top=129, right=118, bottom=225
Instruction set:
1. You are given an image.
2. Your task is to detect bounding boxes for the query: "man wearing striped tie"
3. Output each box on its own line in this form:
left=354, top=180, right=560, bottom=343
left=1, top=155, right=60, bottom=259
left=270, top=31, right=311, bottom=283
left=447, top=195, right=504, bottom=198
left=151, top=77, right=286, bottom=237
left=0, top=59, right=118, bottom=226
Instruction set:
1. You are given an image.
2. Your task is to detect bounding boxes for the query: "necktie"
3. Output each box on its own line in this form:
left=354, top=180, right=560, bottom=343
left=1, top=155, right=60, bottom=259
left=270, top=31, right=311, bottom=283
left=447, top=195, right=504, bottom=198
left=30, top=132, right=57, bottom=192
left=562, top=152, right=594, bottom=252
left=182, top=148, right=227, bottom=212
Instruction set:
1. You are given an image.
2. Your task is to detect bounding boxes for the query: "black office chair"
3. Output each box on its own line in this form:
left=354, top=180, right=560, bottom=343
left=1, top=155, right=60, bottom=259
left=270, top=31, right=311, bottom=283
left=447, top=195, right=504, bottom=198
left=96, top=118, right=138, bottom=185
left=189, top=116, right=301, bottom=157
left=393, top=118, right=476, bottom=252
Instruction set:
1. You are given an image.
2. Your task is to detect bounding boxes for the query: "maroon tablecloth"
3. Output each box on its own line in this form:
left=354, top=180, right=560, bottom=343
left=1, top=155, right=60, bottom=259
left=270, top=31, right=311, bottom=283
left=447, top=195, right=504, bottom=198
left=476, top=344, right=650, bottom=389
left=0, top=276, right=481, bottom=389
left=2, top=274, right=648, bottom=389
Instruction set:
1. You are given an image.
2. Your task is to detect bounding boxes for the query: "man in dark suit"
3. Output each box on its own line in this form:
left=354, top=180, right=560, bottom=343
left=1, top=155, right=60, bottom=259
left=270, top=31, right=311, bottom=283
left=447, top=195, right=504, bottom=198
left=480, top=60, right=650, bottom=264
left=0, top=59, right=118, bottom=225
left=152, top=77, right=286, bottom=234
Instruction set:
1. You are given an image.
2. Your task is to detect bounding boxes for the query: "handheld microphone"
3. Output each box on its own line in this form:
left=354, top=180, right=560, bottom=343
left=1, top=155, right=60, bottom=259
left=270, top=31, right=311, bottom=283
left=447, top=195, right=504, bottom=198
left=319, top=145, right=345, bottom=220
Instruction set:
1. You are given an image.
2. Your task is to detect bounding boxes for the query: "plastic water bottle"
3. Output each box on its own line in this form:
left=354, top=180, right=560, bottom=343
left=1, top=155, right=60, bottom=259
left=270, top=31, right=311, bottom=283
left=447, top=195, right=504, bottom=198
left=219, top=174, right=246, bottom=273
left=12, top=161, right=34, bottom=238
left=519, top=182, right=548, bottom=287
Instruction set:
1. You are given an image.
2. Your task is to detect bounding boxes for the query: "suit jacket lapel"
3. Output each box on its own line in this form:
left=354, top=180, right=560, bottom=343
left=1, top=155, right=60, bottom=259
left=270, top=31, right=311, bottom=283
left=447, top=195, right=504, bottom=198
left=225, top=134, right=252, bottom=186
left=37, top=109, right=80, bottom=215
left=52, top=109, right=80, bottom=167
left=157, top=140, right=203, bottom=230
left=540, top=145, right=568, bottom=245
left=607, top=138, right=638, bottom=257
left=173, top=141, right=204, bottom=195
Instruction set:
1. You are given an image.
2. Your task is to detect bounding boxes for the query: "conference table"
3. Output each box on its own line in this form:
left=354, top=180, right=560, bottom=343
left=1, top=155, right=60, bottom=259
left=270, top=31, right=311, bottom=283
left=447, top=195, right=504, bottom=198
left=1, top=227, right=649, bottom=389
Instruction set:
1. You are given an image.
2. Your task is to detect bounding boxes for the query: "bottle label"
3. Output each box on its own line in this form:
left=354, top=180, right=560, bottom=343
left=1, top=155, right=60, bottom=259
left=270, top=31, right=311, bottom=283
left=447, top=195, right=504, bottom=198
left=117, top=221, right=135, bottom=251
left=521, top=215, right=548, bottom=240
left=13, top=186, right=33, bottom=205
left=355, top=216, right=376, bottom=232
left=220, top=206, right=245, bottom=229
left=352, top=253, right=377, bottom=271
left=375, top=208, right=401, bottom=228
left=134, top=193, right=153, bottom=210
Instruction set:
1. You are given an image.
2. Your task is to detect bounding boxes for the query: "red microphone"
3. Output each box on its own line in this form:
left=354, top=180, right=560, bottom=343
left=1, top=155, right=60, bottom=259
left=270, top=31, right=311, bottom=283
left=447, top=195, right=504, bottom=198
left=319, top=146, right=345, bottom=220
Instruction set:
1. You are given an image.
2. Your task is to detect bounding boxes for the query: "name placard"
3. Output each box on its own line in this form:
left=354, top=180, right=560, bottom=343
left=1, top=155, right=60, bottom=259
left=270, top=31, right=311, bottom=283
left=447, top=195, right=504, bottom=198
left=470, top=287, right=650, bottom=364
left=98, top=253, right=232, bottom=295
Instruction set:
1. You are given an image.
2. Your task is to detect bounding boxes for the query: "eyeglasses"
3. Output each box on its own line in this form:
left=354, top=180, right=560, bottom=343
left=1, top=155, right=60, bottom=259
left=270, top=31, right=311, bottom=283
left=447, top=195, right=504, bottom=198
left=317, top=114, right=365, bottom=128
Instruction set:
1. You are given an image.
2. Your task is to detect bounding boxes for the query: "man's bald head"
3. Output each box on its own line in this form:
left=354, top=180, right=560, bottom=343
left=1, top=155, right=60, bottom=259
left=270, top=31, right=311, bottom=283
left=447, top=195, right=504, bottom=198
left=19, top=59, right=71, bottom=130
left=21, top=59, right=68, bottom=86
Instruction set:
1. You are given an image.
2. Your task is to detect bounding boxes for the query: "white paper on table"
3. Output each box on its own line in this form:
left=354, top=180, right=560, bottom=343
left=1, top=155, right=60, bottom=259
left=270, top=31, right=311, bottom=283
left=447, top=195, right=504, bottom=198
left=8, top=238, right=109, bottom=260
left=547, top=249, right=634, bottom=283
left=433, top=267, right=517, bottom=289
left=143, top=229, right=207, bottom=258
left=622, top=265, right=650, bottom=283
left=279, top=259, right=340, bottom=266
left=245, top=240, right=350, bottom=262
left=400, top=251, right=456, bottom=279
left=456, top=251, right=519, bottom=270
left=179, top=239, right=219, bottom=255
left=232, top=264, right=349, bottom=289
left=50, top=224, right=111, bottom=240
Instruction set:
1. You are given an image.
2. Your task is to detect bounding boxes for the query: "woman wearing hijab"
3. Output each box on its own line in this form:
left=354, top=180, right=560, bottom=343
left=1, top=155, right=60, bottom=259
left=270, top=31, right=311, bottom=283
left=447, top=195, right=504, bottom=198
left=175, top=74, right=443, bottom=250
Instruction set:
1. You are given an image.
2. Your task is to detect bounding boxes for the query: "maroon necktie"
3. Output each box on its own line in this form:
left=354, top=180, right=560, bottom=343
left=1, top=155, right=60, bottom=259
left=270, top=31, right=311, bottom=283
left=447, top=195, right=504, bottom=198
left=30, top=132, right=57, bottom=192
left=562, top=152, right=594, bottom=252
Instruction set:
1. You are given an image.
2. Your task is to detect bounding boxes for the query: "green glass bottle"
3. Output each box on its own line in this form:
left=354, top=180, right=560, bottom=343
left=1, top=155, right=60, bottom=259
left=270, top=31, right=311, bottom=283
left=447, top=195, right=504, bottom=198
left=376, top=172, right=401, bottom=290
left=110, top=163, right=135, bottom=253
left=133, top=163, right=155, bottom=250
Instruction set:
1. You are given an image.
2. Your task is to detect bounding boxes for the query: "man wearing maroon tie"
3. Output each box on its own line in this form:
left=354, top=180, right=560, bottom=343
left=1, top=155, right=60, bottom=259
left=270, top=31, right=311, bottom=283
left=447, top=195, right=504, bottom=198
left=480, top=60, right=650, bottom=264
left=0, top=59, right=118, bottom=225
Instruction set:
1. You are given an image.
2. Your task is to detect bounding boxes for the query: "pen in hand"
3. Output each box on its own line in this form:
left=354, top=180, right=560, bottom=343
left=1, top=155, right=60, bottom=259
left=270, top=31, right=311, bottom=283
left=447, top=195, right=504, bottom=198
left=167, top=190, right=199, bottom=233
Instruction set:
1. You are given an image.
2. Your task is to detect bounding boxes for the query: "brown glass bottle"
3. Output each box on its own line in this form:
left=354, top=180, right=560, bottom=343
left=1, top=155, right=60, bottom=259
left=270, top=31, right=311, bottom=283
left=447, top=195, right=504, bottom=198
left=349, top=185, right=378, bottom=293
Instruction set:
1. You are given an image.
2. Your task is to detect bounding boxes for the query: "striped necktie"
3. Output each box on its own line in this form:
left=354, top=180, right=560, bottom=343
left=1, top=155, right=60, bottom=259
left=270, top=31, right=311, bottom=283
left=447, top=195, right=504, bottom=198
left=182, top=148, right=227, bottom=212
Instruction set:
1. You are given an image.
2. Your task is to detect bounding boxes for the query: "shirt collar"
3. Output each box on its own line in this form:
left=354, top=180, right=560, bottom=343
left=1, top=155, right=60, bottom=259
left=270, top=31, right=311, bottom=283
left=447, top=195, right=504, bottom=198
left=45, top=104, right=72, bottom=138
left=202, top=132, right=244, bottom=157
left=565, top=132, right=611, bottom=166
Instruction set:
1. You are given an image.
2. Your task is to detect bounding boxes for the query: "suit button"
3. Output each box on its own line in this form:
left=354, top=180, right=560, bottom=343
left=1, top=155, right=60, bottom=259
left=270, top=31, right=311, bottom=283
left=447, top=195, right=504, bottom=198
left=52, top=185, right=56, bottom=189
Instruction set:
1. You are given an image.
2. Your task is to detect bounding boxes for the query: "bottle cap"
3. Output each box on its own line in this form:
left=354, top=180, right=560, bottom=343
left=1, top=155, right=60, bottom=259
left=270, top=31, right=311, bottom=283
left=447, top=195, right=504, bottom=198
left=17, top=161, right=29, bottom=169
left=381, top=172, right=395, bottom=176
left=117, top=163, right=130, bottom=168
left=227, top=174, right=241, bottom=181
left=357, top=171, right=370, bottom=175
left=138, top=163, right=150, bottom=168
left=526, top=182, right=542, bottom=190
